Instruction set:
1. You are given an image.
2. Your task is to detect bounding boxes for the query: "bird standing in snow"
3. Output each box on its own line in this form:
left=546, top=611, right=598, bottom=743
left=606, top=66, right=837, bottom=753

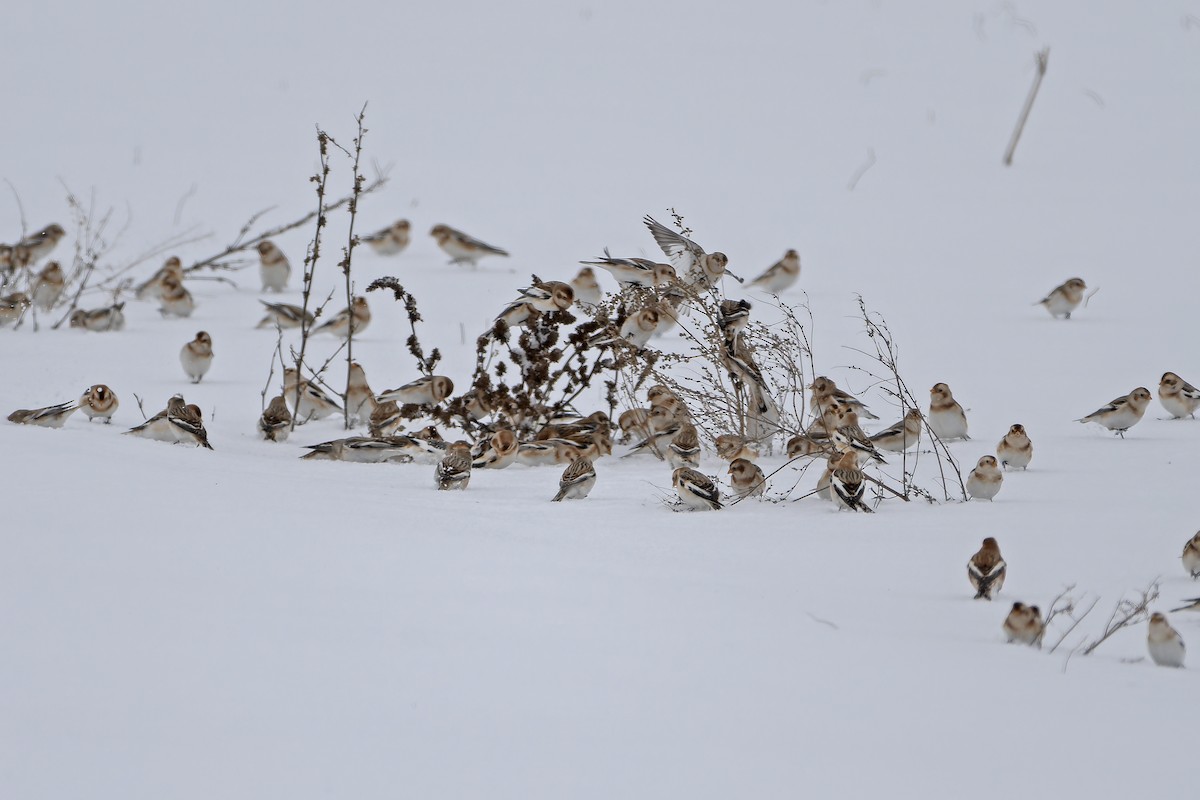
left=966, top=456, right=1003, bottom=501
left=667, top=424, right=701, bottom=469
left=31, top=261, right=65, bottom=310
left=256, top=300, right=313, bottom=330
left=870, top=409, right=923, bottom=453
left=435, top=452, right=472, bottom=490
left=283, top=368, right=342, bottom=422
left=673, top=467, right=722, bottom=510
left=158, top=274, right=195, bottom=318
left=552, top=458, right=597, bottom=501
left=430, top=224, right=509, bottom=267
left=1076, top=387, right=1151, bottom=437
left=967, top=537, right=1006, bottom=600
left=928, top=383, right=968, bottom=440
left=259, top=395, right=292, bottom=442
left=996, top=424, right=1033, bottom=470
left=1002, top=602, right=1044, bottom=646
left=1158, top=372, right=1200, bottom=419
left=180, top=331, right=213, bottom=383
left=1182, top=532, right=1200, bottom=579
left=314, top=296, right=371, bottom=338
left=1147, top=613, right=1185, bottom=667
left=8, top=401, right=78, bottom=428
left=1036, top=277, right=1087, bottom=319
left=363, top=219, right=411, bottom=256
left=78, top=384, right=118, bottom=423
left=345, top=361, right=376, bottom=426
left=257, top=240, right=291, bottom=291
left=473, top=429, right=520, bottom=470
left=728, top=458, right=766, bottom=499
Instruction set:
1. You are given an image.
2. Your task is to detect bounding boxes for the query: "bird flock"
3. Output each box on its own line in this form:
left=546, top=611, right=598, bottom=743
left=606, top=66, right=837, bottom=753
left=4, top=215, right=1198, bottom=667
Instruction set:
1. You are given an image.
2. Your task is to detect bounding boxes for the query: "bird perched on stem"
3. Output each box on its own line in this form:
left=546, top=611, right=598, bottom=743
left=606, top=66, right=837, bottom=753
left=314, top=296, right=371, bottom=338
left=580, top=248, right=676, bottom=289
left=643, top=215, right=729, bottom=290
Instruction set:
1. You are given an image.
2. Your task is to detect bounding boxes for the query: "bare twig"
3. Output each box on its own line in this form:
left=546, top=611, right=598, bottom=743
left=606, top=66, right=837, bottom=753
left=1003, top=48, right=1050, bottom=167
left=1080, top=579, right=1160, bottom=656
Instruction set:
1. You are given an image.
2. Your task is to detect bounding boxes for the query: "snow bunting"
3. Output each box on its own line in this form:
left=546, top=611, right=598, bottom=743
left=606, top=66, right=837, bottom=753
left=746, top=249, right=800, bottom=293
left=647, top=384, right=682, bottom=409
left=377, top=375, right=454, bottom=406
left=1003, top=602, right=1044, bottom=646
left=570, top=267, right=603, bottom=307
left=618, top=408, right=653, bottom=443
left=517, top=280, right=575, bottom=313
left=1076, top=387, right=1152, bottom=437
left=259, top=394, right=292, bottom=441
left=667, top=424, right=701, bottom=469
left=1147, top=613, right=1186, bottom=668
left=368, top=400, right=403, bottom=437
left=345, top=361, right=376, bottom=426
left=870, top=409, right=923, bottom=452
left=256, top=300, right=314, bottom=330
left=7, top=401, right=78, bottom=428
left=435, top=453, right=472, bottom=490
left=996, top=424, right=1033, bottom=470
left=69, top=303, right=125, bottom=332
left=283, top=368, right=343, bottom=422
left=0, top=292, right=30, bottom=327
left=966, top=456, right=1003, bottom=501
left=1036, top=277, right=1087, bottom=319
left=624, top=416, right=683, bottom=459
left=829, top=405, right=886, bottom=465
left=552, top=457, right=597, bottom=501
left=716, top=434, right=759, bottom=462
left=158, top=274, right=195, bottom=318
left=314, top=296, right=371, bottom=338
left=135, top=256, right=183, bottom=301
left=472, top=429, right=520, bottom=469
left=928, top=383, right=969, bottom=440
left=256, top=240, right=291, bottom=291
left=363, top=219, right=411, bottom=256
left=173, top=403, right=214, bottom=449
left=31, top=261, right=65, bottom=311
left=1158, top=372, right=1200, bottom=419
left=125, top=395, right=187, bottom=443
left=620, top=307, right=660, bottom=349
left=180, top=331, right=213, bottom=383
left=302, top=436, right=423, bottom=463
left=12, top=223, right=66, bottom=266
left=673, top=467, right=722, bottom=510
left=1182, top=532, right=1200, bottom=579
left=830, top=450, right=873, bottom=512
left=79, top=384, right=118, bottom=423
left=643, top=215, right=728, bottom=289
left=728, top=457, right=766, bottom=498
left=786, top=432, right=828, bottom=459
left=580, top=248, right=677, bottom=289
left=808, top=376, right=878, bottom=420
left=430, top=224, right=509, bottom=267
left=967, top=537, right=1006, bottom=600
left=718, top=299, right=753, bottom=338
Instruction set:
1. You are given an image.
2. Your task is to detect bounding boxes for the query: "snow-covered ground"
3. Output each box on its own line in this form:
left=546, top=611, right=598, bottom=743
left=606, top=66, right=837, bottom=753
left=4, top=2, right=1199, bottom=797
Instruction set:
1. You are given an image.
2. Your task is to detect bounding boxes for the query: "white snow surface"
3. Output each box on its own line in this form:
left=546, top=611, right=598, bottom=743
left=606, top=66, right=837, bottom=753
left=4, top=2, right=1200, bottom=797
